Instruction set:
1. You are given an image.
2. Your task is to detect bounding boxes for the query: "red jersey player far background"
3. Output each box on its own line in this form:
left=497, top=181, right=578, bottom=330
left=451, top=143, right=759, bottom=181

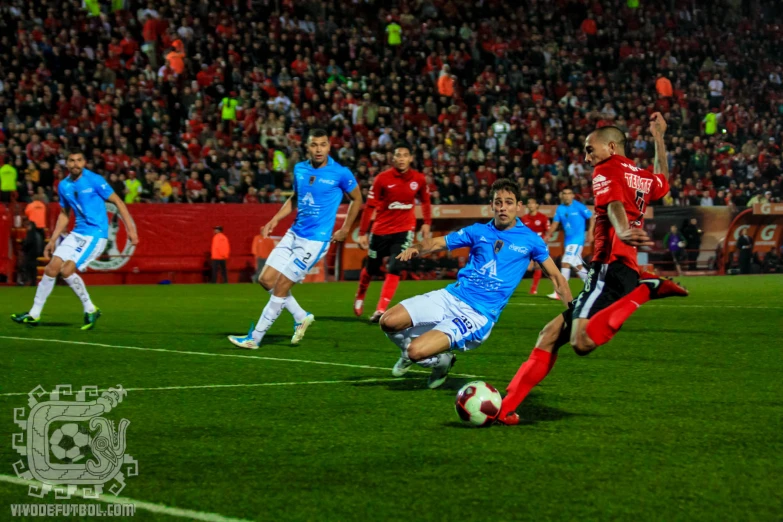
left=521, top=198, right=550, bottom=295
left=355, top=142, right=432, bottom=323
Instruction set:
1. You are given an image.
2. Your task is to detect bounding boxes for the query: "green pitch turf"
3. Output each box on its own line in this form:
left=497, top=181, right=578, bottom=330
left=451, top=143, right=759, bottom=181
left=0, top=275, right=781, bottom=521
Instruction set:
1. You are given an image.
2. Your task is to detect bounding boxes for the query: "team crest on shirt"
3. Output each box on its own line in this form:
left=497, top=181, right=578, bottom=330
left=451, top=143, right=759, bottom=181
left=409, top=181, right=418, bottom=191
left=494, top=240, right=504, bottom=253
left=309, top=176, right=316, bottom=185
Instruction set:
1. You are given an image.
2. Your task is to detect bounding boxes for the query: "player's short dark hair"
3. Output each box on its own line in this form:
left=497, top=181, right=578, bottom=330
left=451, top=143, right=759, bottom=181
left=490, top=179, right=522, bottom=203
left=63, top=149, right=83, bottom=158
left=393, top=142, right=412, bottom=154
left=591, top=126, right=627, bottom=152
left=307, top=128, right=328, bottom=140
left=527, top=197, right=538, bottom=204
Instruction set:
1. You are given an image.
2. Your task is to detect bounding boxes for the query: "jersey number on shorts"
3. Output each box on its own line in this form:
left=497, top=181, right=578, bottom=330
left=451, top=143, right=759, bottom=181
left=451, top=316, right=474, bottom=335
left=74, top=237, right=87, bottom=254
left=294, top=252, right=312, bottom=271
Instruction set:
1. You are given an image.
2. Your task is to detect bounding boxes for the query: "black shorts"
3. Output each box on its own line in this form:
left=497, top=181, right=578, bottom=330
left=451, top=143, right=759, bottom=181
left=555, top=261, right=639, bottom=348
left=367, top=231, right=414, bottom=274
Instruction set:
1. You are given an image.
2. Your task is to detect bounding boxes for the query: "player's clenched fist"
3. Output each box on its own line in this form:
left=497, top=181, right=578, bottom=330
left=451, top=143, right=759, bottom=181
left=649, top=112, right=667, bottom=138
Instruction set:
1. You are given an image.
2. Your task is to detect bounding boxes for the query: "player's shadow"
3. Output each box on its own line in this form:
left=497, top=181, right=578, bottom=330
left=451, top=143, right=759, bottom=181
left=351, top=375, right=474, bottom=392
left=443, top=399, right=581, bottom=429
left=217, top=333, right=288, bottom=344
left=38, top=322, right=72, bottom=327
left=317, top=316, right=371, bottom=324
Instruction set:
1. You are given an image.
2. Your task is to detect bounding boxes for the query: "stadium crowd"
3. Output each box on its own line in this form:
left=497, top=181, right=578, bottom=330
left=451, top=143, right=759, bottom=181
left=0, top=0, right=782, bottom=209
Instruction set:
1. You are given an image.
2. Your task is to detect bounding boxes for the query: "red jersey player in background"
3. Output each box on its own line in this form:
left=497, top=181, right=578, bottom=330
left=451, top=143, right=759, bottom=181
left=496, top=113, right=688, bottom=426
left=521, top=198, right=550, bottom=294
left=355, top=142, right=432, bottom=323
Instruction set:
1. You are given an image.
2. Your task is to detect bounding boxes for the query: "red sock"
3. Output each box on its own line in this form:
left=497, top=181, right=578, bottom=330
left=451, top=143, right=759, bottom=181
left=356, top=268, right=371, bottom=300
left=499, top=348, right=557, bottom=416
left=377, top=273, right=400, bottom=312
left=585, top=285, right=652, bottom=346
left=530, top=269, right=542, bottom=292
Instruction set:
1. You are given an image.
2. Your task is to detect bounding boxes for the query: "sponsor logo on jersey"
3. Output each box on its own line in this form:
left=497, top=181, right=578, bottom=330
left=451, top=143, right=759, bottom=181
left=478, top=259, right=501, bottom=280
left=624, top=173, right=653, bottom=194
left=620, top=161, right=643, bottom=172
left=388, top=202, right=413, bottom=210
left=319, top=178, right=337, bottom=185
left=409, top=181, right=419, bottom=191
left=301, top=192, right=316, bottom=206
left=508, top=243, right=530, bottom=254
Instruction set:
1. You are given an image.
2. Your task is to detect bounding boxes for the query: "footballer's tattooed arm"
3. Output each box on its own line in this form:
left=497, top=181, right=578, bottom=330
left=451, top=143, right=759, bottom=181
left=608, top=201, right=654, bottom=248
left=650, top=111, right=669, bottom=180
left=396, top=236, right=448, bottom=261
left=539, top=257, right=572, bottom=305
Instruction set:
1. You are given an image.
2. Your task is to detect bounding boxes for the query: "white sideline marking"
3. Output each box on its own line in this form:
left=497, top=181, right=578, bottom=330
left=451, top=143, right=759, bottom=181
left=508, top=303, right=782, bottom=309
left=0, top=474, right=251, bottom=522
left=0, top=378, right=403, bottom=397
left=0, top=336, right=480, bottom=378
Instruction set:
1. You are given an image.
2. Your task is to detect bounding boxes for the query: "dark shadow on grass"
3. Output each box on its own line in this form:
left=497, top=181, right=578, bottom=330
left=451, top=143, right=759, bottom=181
left=217, top=333, right=288, bottom=344
left=317, top=316, right=375, bottom=324
left=39, top=322, right=72, bottom=327
left=443, top=400, right=585, bottom=429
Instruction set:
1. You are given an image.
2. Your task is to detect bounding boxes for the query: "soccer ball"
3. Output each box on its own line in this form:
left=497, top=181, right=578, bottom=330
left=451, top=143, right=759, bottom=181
left=49, top=423, right=91, bottom=463
left=455, top=381, right=502, bottom=427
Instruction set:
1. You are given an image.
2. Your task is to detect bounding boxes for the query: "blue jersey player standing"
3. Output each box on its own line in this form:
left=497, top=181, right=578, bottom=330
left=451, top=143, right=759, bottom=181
left=229, top=129, right=363, bottom=349
left=545, top=188, right=595, bottom=300
left=11, top=151, right=138, bottom=329
left=380, top=179, right=572, bottom=389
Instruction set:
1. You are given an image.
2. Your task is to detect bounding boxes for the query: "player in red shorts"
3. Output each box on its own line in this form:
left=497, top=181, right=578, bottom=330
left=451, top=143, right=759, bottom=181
left=521, top=198, right=550, bottom=294
left=497, top=113, right=688, bottom=425
left=354, top=142, right=432, bottom=323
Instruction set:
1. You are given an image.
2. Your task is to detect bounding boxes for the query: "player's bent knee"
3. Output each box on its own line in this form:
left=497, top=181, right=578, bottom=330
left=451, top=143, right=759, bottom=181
left=407, top=339, right=427, bottom=361
left=379, top=308, right=406, bottom=332
left=60, top=262, right=76, bottom=278
left=571, top=331, right=596, bottom=356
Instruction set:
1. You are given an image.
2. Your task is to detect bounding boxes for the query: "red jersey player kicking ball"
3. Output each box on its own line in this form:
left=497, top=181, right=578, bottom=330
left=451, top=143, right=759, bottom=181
left=521, top=198, right=550, bottom=294
left=497, top=113, right=689, bottom=426
left=355, top=142, right=432, bottom=323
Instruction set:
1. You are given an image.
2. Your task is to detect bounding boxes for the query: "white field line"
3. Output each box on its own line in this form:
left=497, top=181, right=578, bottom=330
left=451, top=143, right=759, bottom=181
left=0, top=378, right=403, bottom=397
left=0, top=336, right=480, bottom=378
left=508, top=302, right=782, bottom=309
left=0, top=473, right=252, bottom=522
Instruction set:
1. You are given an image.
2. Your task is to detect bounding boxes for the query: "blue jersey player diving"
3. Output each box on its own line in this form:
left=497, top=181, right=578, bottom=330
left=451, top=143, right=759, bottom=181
left=11, top=151, right=138, bottom=329
left=380, top=179, right=573, bottom=389
left=229, top=129, right=363, bottom=349
left=545, top=188, right=595, bottom=300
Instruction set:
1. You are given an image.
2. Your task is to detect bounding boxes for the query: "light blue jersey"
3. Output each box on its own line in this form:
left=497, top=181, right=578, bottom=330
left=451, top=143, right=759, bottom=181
left=444, top=218, right=550, bottom=322
left=553, top=200, right=592, bottom=245
left=58, top=170, right=115, bottom=238
left=290, top=157, right=358, bottom=242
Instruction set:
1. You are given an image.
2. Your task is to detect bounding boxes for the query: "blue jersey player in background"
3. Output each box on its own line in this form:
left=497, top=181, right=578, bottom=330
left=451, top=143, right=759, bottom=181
left=380, top=179, right=572, bottom=389
left=545, top=188, right=594, bottom=300
left=229, top=129, right=363, bottom=349
left=11, top=151, right=138, bottom=329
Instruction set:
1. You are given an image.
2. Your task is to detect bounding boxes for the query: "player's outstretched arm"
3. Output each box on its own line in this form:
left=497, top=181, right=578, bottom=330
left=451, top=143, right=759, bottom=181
left=44, top=207, right=71, bottom=259
left=396, top=236, right=448, bottom=261
left=540, top=257, right=572, bottom=305
left=608, top=201, right=653, bottom=247
left=107, top=193, right=139, bottom=245
left=332, top=185, right=363, bottom=242
left=650, top=112, right=670, bottom=180
left=544, top=221, right=559, bottom=241
left=263, top=194, right=296, bottom=237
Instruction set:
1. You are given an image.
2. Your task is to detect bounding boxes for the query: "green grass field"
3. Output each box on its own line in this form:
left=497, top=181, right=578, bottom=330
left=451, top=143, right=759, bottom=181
left=0, top=275, right=781, bottom=521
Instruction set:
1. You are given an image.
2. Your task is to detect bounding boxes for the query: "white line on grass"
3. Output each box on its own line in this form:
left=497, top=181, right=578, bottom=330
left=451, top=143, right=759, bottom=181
left=0, top=377, right=403, bottom=397
left=0, top=474, right=251, bottom=522
left=0, top=336, right=480, bottom=378
left=508, top=303, right=782, bottom=309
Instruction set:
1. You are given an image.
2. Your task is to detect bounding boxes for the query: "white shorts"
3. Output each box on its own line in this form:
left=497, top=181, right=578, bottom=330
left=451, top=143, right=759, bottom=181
left=562, top=243, right=584, bottom=266
left=400, top=289, right=494, bottom=352
left=53, top=232, right=108, bottom=272
left=266, top=230, right=329, bottom=283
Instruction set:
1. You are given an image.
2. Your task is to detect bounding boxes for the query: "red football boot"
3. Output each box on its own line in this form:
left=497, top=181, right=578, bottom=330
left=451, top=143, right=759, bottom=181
left=496, top=412, right=520, bottom=426
left=638, top=274, right=689, bottom=299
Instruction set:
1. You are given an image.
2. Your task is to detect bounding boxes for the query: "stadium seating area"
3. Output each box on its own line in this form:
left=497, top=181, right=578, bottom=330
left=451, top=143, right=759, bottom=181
left=0, top=0, right=782, bottom=208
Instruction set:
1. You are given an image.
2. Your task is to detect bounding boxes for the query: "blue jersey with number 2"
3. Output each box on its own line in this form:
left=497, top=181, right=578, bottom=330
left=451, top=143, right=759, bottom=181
left=444, top=218, right=549, bottom=322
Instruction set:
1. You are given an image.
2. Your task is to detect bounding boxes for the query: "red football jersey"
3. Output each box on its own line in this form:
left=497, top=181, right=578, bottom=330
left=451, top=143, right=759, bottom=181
left=522, top=212, right=550, bottom=237
left=359, top=168, right=432, bottom=235
left=592, top=155, right=669, bottom=272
